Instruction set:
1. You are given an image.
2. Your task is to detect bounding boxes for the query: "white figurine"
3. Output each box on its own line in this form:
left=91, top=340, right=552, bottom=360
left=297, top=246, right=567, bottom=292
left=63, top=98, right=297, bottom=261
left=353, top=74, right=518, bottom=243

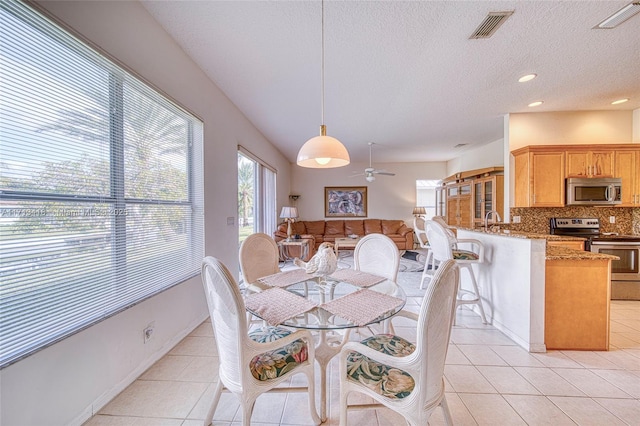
left=294, top=242, right=338, bottom=277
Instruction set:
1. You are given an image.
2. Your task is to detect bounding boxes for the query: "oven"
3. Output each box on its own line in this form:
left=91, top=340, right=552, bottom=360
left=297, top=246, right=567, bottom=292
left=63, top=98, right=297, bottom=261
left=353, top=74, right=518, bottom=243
left=590, top=240, right=640, bottom=300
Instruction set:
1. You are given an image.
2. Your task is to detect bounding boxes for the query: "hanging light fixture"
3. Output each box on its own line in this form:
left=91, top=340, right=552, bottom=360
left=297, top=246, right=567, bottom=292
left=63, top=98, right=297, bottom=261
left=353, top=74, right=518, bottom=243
left=297, top=0, right=350, bottom=168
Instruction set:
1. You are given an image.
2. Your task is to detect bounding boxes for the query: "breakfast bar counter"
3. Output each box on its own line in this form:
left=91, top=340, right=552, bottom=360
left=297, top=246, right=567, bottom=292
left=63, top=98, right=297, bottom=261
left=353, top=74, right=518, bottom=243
left=454, top=228, right=616, bottom=352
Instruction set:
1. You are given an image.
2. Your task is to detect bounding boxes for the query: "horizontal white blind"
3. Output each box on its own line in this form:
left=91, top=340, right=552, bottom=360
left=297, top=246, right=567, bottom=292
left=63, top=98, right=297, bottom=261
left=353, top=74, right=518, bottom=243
left=0, top=0, right=204, bottom=368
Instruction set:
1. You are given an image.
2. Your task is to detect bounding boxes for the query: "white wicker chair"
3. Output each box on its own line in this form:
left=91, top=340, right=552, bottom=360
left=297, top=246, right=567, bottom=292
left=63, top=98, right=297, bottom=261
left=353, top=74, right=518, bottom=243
left=353, top=233, right=400, bottom=295
left=353, top=233, right=400, bottom=333
left=201, top=257, right=321, bottom=426
left=426, top=220, right=488, bottom=324
left=338, top=259, right=459, bottom=426
left=239, top=232, right=280, bottom=293
left=414, top=216, right=436, bottom=289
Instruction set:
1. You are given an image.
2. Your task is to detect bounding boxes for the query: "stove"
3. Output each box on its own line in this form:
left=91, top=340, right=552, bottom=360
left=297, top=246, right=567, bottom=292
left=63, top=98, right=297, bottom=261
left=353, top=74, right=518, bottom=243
left=550, top=217, right=640, bottom=300
left=549, top=217, right=640, bottom=247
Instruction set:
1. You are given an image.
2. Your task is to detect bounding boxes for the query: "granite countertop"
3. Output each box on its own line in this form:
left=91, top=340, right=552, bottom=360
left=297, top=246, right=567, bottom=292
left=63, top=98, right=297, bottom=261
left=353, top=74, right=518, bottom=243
left=546, top=245, right=619, bottom=261
left=454, top=227, right=618, bottom=260
left=455, top=227, right=586, bottom=241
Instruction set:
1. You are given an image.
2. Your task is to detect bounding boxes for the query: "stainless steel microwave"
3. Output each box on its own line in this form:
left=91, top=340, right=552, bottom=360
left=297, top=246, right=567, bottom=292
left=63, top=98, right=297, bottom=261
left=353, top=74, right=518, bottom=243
left=566, top=177, right=622, bottom=205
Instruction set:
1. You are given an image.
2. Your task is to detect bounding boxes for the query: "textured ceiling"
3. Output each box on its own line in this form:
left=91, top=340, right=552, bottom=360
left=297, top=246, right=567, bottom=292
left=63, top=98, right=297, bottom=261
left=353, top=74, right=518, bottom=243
left=141, top=0, right=640, bottom=164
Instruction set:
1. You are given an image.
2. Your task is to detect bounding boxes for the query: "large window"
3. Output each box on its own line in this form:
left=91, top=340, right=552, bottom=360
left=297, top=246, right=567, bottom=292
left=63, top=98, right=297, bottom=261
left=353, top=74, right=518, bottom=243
left=0, top=0, right=204, bottom=368
left=238, top=148, right=276, bottom=245
left=416, top=180, right=439, bottom=219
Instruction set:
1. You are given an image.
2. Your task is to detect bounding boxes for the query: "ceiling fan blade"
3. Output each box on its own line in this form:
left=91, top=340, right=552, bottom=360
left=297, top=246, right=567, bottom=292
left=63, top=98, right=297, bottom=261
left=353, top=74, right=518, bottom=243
left=376, top=172, right=396, bottom=176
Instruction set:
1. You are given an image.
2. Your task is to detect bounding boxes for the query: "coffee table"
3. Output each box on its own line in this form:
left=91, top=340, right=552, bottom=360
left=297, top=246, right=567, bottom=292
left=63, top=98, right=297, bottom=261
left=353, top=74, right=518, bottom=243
left=334, top=236, right=361, bottom=256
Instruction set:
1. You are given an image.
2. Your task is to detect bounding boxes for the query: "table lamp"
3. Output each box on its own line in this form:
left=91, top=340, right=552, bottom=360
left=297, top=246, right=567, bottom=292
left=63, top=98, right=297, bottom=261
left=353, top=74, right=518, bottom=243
left=412, top=206, right=426, bottom=218
left=280, top=206, right=299, bottom=240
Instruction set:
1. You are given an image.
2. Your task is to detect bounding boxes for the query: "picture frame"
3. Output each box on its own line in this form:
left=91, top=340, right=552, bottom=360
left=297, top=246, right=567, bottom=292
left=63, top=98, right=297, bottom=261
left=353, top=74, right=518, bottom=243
left=325, top=186, right=367, bottom=217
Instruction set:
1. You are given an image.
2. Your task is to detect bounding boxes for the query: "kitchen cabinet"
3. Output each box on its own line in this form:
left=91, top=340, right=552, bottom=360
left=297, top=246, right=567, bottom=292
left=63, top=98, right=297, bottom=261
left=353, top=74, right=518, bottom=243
left=513, top=147, right=565, bottom=207
left=545, top=257, right=611, bottom=350
left=547, top=240, right=585, bottom=251
left=566, top=150, right=614, bottom=178
left=473, top=175, right=504, bottom=227
left=446, top=182, right=472, bottom=227
left=614, top=148, right=640, bottom=206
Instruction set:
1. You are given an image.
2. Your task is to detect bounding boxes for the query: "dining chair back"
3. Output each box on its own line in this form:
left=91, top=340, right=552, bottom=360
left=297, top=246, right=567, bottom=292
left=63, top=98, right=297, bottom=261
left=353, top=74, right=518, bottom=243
left=426, top=220, right=488, bottom=324
left=413, top=216, right=428, bottom=248
left=338, top=259, right=459, bottom=426
left=353, top=233, right=400, bottom=283
left=201, top=257, right=321, bottom=426
left=239, top=232, right=280, bottom=292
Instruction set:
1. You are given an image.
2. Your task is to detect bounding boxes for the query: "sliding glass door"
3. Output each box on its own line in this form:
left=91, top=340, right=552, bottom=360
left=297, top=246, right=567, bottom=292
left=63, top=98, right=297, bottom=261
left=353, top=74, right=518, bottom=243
left=238, top=149, right=276, bottom=244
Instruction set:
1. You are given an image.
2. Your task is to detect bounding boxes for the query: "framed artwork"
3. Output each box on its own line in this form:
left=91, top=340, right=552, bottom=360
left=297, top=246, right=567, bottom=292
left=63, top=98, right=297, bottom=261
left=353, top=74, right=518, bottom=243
left=325, top=186, right=367, bottom=217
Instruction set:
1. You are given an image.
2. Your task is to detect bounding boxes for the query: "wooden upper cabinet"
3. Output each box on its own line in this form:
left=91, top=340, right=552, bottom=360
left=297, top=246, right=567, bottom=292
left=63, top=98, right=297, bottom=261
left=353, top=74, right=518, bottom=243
left=446, top=182, right=473, bottom=227
left=614, top=149, right=640, bottom=206
left=513, top=147, right=565, bottom=207
left=566, top=150, right=614, bottom=177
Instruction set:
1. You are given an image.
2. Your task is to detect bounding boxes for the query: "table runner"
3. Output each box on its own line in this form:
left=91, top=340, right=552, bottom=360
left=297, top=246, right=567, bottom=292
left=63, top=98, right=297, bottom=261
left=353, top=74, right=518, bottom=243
left=257, top=268, right=313, bottom=288
left=319, top=289, right=404, bottom=326
left=329, top=268, right=386, bottom=288
left=245, top=287, right=317, bottom=326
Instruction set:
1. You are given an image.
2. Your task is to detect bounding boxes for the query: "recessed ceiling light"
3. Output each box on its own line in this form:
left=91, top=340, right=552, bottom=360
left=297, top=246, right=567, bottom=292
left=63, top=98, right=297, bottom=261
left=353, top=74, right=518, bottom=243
left=518, top=74, right=537, bottom=82
left=528, top=101, right=544, bottom=107
left=611, top=98, right=629, bottom=105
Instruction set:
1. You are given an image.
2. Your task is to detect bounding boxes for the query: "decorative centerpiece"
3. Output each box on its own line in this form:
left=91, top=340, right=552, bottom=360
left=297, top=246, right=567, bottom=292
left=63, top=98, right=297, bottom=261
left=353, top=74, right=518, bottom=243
left=294, top=242, right=338, bottom=282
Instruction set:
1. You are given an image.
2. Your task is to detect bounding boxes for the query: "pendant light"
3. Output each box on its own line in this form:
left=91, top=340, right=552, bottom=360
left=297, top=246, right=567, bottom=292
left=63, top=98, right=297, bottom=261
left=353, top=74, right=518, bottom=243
left=297, top=0, right=350, bottom=168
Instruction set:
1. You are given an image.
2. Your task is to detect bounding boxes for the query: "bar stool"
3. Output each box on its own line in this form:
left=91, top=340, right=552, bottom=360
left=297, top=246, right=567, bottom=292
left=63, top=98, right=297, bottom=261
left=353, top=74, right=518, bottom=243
left=426, top=220, right=488, bottom=324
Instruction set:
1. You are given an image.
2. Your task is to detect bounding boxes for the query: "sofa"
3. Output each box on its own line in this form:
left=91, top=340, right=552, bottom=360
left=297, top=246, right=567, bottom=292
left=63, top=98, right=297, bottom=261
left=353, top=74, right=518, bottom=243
left=274, top=219, right=414, bottom=261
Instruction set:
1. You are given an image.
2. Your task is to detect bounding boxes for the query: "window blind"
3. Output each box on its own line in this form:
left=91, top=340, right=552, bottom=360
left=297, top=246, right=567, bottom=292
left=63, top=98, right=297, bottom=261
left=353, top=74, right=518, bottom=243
left=0, top=0, right=205, bottom=368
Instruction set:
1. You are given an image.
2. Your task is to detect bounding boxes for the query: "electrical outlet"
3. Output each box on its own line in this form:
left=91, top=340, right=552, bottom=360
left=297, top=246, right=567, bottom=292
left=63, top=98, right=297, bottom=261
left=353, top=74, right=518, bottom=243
left=609, top=216, right=616, bottom=224
left=143, top=322, right=155, bottom=344
left=512, top=216, right=521, bottom=223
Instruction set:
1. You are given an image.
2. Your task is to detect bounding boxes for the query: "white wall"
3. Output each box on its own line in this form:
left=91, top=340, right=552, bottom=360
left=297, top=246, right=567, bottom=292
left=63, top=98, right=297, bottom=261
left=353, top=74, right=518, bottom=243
left=290, top=161, right=447, bottom=226
left=1, top=2, right=292, bottom=425
left=634, top=108, right=640, bottom=143
left=445, top=138, right=505, bottom=177
left=508, top=110, right=634, bottom=151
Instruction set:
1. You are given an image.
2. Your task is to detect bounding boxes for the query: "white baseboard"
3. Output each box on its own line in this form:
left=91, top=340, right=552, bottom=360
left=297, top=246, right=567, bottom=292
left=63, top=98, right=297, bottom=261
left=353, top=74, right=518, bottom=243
left=67, top=313, right=208, bottom=426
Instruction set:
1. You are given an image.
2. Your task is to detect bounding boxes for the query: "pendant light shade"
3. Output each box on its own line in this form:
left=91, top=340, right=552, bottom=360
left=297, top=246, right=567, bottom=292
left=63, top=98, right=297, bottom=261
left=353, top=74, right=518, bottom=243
left=296, top=0, right=350, bottom=169
left=297, top=125, right=350, bottom=168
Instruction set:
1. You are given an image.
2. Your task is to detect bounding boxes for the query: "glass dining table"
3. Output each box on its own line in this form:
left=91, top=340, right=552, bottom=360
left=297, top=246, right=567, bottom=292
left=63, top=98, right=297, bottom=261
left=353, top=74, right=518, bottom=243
left=244, top=268, right=406, bottom=422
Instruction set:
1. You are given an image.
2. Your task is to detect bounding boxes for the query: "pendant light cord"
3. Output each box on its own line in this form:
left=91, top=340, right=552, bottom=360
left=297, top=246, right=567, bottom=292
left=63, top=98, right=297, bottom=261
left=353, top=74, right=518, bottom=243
left=321, top=0, right=325, bottom=126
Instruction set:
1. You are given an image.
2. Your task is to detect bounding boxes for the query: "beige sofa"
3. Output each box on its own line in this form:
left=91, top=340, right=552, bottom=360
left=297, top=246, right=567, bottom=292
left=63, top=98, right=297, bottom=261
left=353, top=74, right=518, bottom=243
left=274, top=219, right=413, bottom=261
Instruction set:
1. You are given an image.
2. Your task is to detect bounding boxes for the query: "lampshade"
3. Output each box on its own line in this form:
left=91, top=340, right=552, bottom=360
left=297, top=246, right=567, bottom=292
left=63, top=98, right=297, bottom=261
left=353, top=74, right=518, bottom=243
left=297, top=126, right=350, bottom=168
left=413, top=207, right=426, bottom=216
left=296, top=0, right=350, bottom=169
left=280, top=206, right=298, bottom=219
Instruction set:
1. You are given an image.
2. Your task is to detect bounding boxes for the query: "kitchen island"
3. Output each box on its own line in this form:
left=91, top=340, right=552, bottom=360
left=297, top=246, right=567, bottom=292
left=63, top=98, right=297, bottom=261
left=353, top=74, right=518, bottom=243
left=455, top=228, right=617, bottom=352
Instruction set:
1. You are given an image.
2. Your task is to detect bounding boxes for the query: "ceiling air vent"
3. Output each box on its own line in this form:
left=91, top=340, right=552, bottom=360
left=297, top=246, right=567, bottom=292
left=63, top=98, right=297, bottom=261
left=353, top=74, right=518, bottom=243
left=594, top=2, right=640, bottom=29
left=469, top=11, right=514, bottom=39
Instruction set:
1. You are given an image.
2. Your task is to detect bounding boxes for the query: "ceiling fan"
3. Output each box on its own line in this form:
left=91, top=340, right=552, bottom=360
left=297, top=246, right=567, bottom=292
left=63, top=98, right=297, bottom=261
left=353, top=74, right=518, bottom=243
left=351, top=142, right=396, bottom=182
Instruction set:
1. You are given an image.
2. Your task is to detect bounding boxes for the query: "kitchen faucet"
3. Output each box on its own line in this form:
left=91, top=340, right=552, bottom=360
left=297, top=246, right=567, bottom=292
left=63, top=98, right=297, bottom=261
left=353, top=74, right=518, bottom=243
left=484, top=210, right=502, bottom=231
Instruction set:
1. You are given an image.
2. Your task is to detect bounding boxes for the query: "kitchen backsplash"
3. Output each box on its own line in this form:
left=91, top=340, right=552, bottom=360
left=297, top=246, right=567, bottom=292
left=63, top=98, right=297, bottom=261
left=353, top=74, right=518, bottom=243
left=509, top=207, right=640, bottom=235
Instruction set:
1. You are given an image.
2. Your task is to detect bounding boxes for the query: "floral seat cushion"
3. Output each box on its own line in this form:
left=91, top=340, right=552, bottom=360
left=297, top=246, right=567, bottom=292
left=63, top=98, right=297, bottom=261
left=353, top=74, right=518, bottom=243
left=248, top=326, right=308, bottom=381
left=346, top=334, right=416, bottom=399
left=452, top=249, right=479, bottom=260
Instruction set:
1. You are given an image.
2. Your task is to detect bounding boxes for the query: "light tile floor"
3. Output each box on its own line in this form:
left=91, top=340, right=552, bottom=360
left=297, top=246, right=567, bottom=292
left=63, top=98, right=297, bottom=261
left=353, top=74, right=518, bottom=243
left=85, top=299, right=640, bottom=426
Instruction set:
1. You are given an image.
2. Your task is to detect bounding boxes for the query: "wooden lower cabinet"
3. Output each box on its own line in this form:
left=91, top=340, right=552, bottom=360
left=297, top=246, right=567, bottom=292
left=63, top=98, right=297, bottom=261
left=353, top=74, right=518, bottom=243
left=545, top=258, right=611, bottom=350
left=546, top=240, right=585, bottom=251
